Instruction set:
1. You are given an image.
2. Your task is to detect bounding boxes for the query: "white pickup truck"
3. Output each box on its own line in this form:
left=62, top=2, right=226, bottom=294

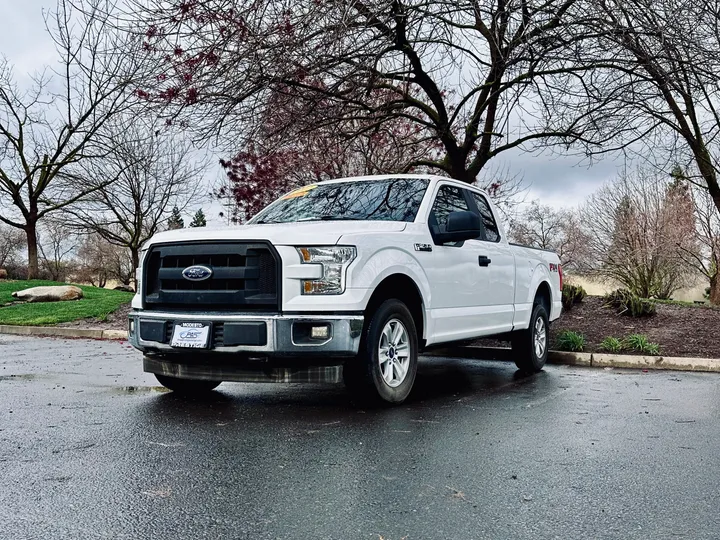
left=129, top=174, right=562, bottom=404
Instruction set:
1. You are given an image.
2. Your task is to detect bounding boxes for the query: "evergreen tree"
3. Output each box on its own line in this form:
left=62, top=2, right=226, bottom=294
left=189, top=208, right=207, bottom=228
left=167, top=207, right=184, bottom=230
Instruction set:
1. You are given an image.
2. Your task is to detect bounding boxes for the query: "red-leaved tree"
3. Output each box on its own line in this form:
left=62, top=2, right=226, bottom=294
left=215, top=97, right=522, bottom=222
left=126, top=0, right=600, bottom=184
left=215, top=112, right=441, bottom=221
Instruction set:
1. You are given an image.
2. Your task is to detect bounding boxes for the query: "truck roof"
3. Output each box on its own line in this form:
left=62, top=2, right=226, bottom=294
left=314, top=173, right=490, bottom=196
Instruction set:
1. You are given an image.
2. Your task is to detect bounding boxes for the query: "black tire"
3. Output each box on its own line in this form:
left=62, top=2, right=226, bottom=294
left=344, top=299, right=418, bottom=405
left=154, top=374, right=221, bottom=394
left=511, top=302, right=549, bottom=374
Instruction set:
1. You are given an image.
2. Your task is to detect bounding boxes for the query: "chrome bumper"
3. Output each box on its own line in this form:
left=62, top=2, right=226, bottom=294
left=128, top=310, right=364, bottom=357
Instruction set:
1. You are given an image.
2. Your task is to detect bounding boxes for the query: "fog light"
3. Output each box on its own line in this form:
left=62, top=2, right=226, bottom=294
left=128, top=318, right=135, bottom=336
left=311, top=325, right=330, bottom=340
left=292, top=322, right=332, bottom=345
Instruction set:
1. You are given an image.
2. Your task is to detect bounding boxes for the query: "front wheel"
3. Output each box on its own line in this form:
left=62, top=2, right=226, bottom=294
left=154, top=374, right=221, bottom=394
left=344, top=299, right=418, bottom=405
left=511, top=302, right=549, bottom=374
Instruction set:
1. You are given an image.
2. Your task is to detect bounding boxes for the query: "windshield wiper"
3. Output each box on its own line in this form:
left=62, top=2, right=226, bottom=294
left=297, top=215, right=364, bottom=222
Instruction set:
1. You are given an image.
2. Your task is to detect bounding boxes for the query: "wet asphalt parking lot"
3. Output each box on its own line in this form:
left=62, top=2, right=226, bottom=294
left=1, top=334, right=720, bottom=540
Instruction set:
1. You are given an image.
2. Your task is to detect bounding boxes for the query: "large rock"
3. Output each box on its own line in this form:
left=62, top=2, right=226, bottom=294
left=0, top=268, right=7, bottom=280
left=11, top=285, right=83, bottom=303
left=113, top=284, right=135, bottom=293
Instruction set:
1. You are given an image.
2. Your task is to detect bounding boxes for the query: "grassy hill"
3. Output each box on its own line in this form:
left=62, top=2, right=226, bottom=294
left=0, top=280, right=133, bottom=326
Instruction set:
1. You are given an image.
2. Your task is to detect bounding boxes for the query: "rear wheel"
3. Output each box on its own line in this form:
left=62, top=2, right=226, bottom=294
left=344, top=299, right=418, bottom=405
left=511, top=302, right=549, bottom=373
left=154, top=374, right=221, bottom=394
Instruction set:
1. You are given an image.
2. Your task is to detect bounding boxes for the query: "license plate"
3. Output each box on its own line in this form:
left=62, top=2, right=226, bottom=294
left=170, top=322, right=210, bottom=349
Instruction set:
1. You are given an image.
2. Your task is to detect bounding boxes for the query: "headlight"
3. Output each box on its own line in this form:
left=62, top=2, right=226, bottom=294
left=135, top=266, right=143, bottom=292
left=296, top=246, right=357, bottom=295
left=136, top=245, right=150, bottom=292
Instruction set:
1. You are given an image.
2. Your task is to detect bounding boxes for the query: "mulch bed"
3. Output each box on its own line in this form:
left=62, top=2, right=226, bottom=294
left=549, top=296, right=720, bottom=358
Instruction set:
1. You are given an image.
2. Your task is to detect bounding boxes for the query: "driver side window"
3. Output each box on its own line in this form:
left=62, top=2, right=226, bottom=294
left=429, top=185, right=471, bottom=233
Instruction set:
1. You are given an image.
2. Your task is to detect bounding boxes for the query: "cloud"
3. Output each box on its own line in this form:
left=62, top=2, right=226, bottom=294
left=493, top=147, right=625, bottom=209
left=1, top=1, right=56, bottom=76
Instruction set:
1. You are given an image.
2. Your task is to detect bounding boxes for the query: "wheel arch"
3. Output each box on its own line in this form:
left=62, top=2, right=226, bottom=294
left=534, top=280, right=552, bottom=314
left=364, top=273, right=426, bottom=344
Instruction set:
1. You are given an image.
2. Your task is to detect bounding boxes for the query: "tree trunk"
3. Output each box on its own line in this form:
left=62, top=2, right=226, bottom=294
left=710, top=274, right=720, bottom=306
left=25, top=224, right=39, bottom=280
left=693, top=143, right=720, bottom=215
left=131, top=247, right=140, bottom=270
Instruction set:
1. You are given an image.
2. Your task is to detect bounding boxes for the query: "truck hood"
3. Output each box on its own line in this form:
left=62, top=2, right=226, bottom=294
left=145, top=221, right=408, bottom=247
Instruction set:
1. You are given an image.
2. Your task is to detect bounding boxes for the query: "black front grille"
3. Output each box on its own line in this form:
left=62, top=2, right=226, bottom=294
left=143, top=242, right=280, bottom=311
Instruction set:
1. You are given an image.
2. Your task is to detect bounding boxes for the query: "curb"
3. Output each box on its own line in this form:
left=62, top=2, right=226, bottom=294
left=0, top=325, right=128, bottom=341
left=548, top=351, right=593, bottom=367
left=589, top=353, right=720, bottom=373
left=102, top=329, right=129, bottom=340
left=427, top=346, right=720, bottom=373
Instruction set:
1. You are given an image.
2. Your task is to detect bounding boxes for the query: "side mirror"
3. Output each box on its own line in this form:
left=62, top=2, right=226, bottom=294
left=433, top=211, right=481, bottom=245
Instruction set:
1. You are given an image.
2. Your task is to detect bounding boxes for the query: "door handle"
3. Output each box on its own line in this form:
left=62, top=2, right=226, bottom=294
left=478, top=255, right=492, bottom=267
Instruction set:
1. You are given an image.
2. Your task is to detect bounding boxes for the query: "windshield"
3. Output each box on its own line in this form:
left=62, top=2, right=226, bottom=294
left=249, top=177, right=430, bottom=224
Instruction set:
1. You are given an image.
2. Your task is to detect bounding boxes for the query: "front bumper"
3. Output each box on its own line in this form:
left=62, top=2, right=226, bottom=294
left=128, top=310, right=364, bottom=357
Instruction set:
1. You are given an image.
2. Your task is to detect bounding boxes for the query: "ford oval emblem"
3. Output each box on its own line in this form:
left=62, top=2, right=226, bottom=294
left=182, top=265, right=213, bottom=281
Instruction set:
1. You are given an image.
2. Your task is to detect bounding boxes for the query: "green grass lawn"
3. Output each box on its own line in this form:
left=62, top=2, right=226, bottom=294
left=652, top=298, right=717, bottom=309
left=0, top=280, right=133, bottom=326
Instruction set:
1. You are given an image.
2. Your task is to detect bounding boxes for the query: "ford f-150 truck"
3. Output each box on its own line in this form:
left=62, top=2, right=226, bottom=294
left=129, top=174, right=562, bottom=404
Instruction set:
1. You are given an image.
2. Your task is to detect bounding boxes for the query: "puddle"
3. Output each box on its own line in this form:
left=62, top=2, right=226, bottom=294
left=114, top=385, right=171, bottom=394
left=0, top=373, right=38, bottom=381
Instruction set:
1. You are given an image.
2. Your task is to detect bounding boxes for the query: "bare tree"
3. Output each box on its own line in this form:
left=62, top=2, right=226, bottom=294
left=38, top=221, right=78, bottom=282
left=582, top=167, right=699, bottom=298
left=128, top=0, right=605, bottom=183
left=0, top=224, right=24, bottom=269
left=66, top=119, right=205, bottom=274
left=509, top=202, right=590, bottom=271
left=75, top=233, right=134, bottom=287
left=75, top=234, right=111, bottom=287
left=0, top=0, right=146, bottom=278
left=570, top=0, right=720, bottom=214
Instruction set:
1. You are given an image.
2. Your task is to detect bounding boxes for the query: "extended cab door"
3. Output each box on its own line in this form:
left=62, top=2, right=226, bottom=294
left=425, top=184, right=484, bottom=341
left=425, top=183, right=512, bottom=343
left=465, top=191, right=516, bottom=332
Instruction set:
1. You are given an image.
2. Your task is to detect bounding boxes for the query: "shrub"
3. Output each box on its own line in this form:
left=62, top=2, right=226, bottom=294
left=603, top=288, right=656, bottom=318
left=600, top=337, right=623, bottom=353
left=556, top=330, right=586, bottom=352
left=562, top=284, right=587, bottom=310
left=623, top=334, right=660, bottom=356
left=603, top=287, right=632, bottom=308
left=626, top=296, right=656, bottom=317
left=3, top=261, right=28, bottom=280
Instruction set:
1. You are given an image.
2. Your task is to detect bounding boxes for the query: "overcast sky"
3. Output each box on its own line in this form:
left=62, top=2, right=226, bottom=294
left=1, top=0, right=626, bottom=224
